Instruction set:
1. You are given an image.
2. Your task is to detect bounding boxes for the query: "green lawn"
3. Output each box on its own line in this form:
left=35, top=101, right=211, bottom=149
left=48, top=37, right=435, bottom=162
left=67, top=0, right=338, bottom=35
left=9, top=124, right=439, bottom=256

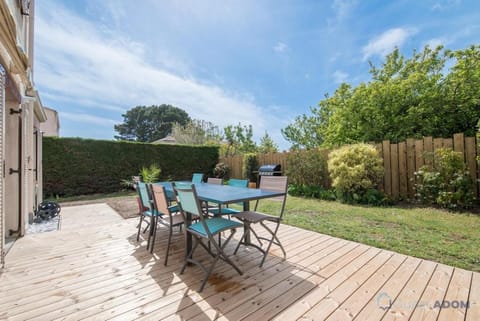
left=256, top=196, right=480, bottom=272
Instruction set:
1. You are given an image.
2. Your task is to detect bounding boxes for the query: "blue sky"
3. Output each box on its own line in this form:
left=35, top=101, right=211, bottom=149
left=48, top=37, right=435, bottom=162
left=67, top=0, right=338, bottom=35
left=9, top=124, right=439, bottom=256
left=34, top=0, right=479, bottom=150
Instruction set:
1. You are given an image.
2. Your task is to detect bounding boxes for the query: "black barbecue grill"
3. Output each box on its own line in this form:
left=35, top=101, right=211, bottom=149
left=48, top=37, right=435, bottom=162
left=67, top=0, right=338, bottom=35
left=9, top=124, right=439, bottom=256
left=258, top=164, right=282, bottom=176
left=255, top=164, right=282, bottom=187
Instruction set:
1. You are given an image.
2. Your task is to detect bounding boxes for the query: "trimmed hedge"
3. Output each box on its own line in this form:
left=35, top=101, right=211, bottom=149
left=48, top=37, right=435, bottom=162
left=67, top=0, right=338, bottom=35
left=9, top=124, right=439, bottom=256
left=43, top=137, right=219, bottom=197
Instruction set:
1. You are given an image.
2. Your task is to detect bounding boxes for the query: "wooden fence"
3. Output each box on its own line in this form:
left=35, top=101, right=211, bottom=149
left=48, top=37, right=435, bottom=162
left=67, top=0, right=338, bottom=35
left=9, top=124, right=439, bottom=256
left=219, top=133, right=479, bottom=200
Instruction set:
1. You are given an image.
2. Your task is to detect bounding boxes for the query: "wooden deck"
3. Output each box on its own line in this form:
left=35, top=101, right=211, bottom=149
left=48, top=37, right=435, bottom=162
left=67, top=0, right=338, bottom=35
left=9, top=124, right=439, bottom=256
left=0, top=203, right=478, bottom=321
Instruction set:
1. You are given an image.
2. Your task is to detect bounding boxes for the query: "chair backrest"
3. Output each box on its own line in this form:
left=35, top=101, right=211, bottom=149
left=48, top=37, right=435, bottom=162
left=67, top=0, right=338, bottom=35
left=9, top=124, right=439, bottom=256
left=256, top=176, right=288, bottom=216
left=228, top=178, right=249, bottom=188
left=207, top=177, right=222, bottom=185
left=192, top=173, right=204, bottom=184
left=137, top=182, right=151, bottom=210
left=149, top=184, right=171, bottom=217
left=173, top=183, right=204, bottom=218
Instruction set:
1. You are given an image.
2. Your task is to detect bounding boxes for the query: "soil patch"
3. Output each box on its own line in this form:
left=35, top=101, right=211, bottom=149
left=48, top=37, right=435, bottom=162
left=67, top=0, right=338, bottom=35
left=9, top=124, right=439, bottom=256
left=60, top=196, right=139, bottom=219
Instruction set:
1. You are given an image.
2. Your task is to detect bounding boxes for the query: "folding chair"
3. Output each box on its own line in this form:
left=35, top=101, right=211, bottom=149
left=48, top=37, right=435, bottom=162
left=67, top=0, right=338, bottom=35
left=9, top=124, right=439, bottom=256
left=173, top=183, right=243, bottom=292
left=148, top=184, right=184, bottom=265
left=209, top=178, right=249, bottom=216
left=234, top=176, right=288, bottom=267
left=136, top=182, right=160, bottom=249
left=206, top=177, right=222, bottom=184
left=191, top=173, right=204, bottom=184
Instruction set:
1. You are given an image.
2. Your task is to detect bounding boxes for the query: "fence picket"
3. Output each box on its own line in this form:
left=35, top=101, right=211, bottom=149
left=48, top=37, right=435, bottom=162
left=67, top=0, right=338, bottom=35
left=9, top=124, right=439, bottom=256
left=406, top=138, right=416, bottom=198
left=465, top=136, right=478, bottom=196
left=383, top=140, right=392, bottom=196
left=415, top=139, right=424, bottom=170
left=443, top=138, right=453, bottom=149
left=454, top=133, right=465, bottom=157
left=424, top=136, right=433, bottom=166
left=398, top=142, right=408, bottom=198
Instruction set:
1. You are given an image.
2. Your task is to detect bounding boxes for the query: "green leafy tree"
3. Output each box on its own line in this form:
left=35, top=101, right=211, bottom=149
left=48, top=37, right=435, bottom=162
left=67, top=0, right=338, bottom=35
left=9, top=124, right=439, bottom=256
left=258, top=131, right=279, bottom=153
left=283, top=45, right=480, bottom=148
left=222, top=123, right=257, bottom=157
left=171, top=119, right=222, bottom=145
left=114, top=104, right=190, bottom=142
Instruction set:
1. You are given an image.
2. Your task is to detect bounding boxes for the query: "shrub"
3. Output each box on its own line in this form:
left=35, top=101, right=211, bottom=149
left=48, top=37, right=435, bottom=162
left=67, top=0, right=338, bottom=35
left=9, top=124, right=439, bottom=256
left=328, top=143, right=384, bottom=204
left=414, top=148, right=475, bottom=210
left=288, top=184, right=336, bottom=201
left=140, top=163, right=161, bottom=183
left=286, top=149, right=330, bottom=187
left=242, top=153, right=258, bottom=182
left=43, top=137, right=219, bottom=197
left=213, top=162, right=230, bottom=179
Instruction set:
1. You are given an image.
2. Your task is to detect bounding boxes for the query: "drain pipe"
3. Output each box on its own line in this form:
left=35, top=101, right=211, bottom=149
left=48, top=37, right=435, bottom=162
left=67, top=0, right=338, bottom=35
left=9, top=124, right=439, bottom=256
left=8, top=106, right=22, bottom=236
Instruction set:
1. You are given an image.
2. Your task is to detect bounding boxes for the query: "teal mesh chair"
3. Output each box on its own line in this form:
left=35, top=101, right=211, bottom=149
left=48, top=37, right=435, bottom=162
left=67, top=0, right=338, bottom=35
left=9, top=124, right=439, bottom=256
left=233, top=176, right=288, bottom=267
left=136, top=182, right=161, bottom=249
left=191, top=173, right=204, bottom=184
left=173, top=183, right=243, bottom=292
left=148, top=184, right=184, bottom=265
left=209, top=178, right=249, bottom=216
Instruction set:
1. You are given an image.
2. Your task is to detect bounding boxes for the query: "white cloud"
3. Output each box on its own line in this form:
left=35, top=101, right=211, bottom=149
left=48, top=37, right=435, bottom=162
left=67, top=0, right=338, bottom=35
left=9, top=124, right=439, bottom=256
left=333, top=70, right=349, bottom=84
left=60, top=112, right=117, bottom=126
left=362, top=27, right=417, bottom=61
left=274, top=42, right=288, bottom=53
left=35, top=1, right=271, bottom=140
left=432, top=0, right=461, bottom=11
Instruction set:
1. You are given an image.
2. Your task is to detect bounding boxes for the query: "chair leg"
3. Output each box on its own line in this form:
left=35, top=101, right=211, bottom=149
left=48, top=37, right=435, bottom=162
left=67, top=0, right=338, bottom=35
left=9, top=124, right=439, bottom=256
left=258, top=221, right=285, bottom=267
left=136, top=214, right=144, bottom=241
left=198, top=229, right=242, bottom=292
left=149, top=217, right=158, bottom=254
left=181, top=236, right=200, bottom=274
left=147, top=216, right=156, bottom=251
left=164, top=226, right=173, bottom=266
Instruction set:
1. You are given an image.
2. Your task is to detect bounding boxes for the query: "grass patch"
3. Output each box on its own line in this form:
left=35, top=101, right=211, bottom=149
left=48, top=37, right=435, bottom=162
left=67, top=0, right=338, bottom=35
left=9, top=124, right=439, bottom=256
left=256, top=196, right=480, bottom=272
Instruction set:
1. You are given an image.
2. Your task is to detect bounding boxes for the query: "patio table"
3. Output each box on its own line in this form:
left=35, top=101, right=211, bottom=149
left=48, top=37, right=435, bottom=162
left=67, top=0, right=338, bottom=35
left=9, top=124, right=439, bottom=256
left=156, top=181, right=286, bottom=257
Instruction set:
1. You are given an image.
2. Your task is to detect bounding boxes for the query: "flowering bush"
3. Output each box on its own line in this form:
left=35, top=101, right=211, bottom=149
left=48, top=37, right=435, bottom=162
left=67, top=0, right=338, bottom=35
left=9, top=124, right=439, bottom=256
left=213, top=162, right=230, bottom=179
left=414, top=148, right=475, bottom=210
left=328, top=143, right=384, bottom=204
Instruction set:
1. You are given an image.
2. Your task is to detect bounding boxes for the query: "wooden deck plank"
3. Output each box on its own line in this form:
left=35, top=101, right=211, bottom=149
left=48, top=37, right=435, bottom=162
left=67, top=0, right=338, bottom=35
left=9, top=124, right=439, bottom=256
left=437, top=268, right=473, bottom=321
left=353, top=256, right=422, bottom=321
left=408, top=264, right=454, bottom=321
left=0, top=203, right=477, bottom=321
left=300, top=250, right=394, bottom=320
left=381, top=259, right=437, bottom=321
left=324, top=254, right=412, bottom=321
left=242, top=244, right=372, bottom=321
left=272, top=247, right=382, bottom=321
left=466, top=271, right=480, bottom=321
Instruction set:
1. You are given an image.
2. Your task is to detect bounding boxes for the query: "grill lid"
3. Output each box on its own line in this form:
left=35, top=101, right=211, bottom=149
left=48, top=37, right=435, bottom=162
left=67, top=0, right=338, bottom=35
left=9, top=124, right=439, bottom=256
left=258, top=164, right=281, bottom=175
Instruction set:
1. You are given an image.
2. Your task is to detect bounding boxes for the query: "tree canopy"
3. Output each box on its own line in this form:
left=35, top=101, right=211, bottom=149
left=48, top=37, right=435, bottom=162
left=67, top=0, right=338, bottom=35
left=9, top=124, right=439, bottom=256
left=282, top=45, right=480, bottom=149
left=222, top=123, right=257, bottom=157
left=114, top=104, right=190, bottom=142
left=171, top=119, right=222, bottom=145
left=258, top=131, right=279, bottom=153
